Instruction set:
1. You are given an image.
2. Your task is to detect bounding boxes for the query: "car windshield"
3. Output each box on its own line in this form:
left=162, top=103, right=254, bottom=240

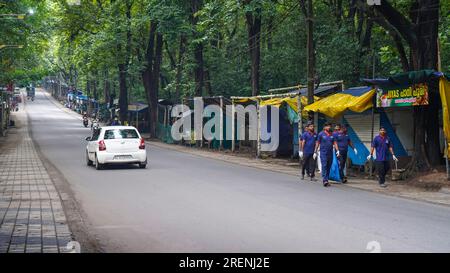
left=104, top=129, right=139, bottom=139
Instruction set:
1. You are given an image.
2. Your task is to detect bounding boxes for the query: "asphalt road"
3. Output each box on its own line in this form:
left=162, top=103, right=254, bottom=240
left=24, top=90, right=450, bottom=252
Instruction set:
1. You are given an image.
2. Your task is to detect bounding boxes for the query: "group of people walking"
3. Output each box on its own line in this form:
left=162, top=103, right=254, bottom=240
left=299, top=122, right=399, bottom=188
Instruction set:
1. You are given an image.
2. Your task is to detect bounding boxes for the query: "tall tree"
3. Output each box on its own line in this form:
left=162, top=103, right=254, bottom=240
left=116, top=0, right=133, bottom=123
left=243, top=0, right=262, bottom=96
left=372, top=0, right=440, bottom=170
left=140, top=17, right=164, bottom=138
left=190, top=0, right=205, bottom=97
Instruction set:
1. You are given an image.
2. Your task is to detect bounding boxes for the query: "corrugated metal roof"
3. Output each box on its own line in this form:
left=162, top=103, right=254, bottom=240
left=341, top=86, right=372, bottom=96
left=290, top=84, right=340, bottom=97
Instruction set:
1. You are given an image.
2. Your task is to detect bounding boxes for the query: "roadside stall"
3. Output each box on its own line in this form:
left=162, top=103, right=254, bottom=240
left=75, top=94, right=88, bottom=114
left=363, top=70, right=449, bottom=175
left=128, top=102, right=149, bottom=132
left=182, top=96, right=232, bottom=150
left=157, top=99, right=174, bottom=144
left=231, top=81, right=344, bottom=158
left=439, top=76, right=450, bottom=179
left=304, top=70, right=450, bottom=177
left=304, top=86, right=377, bottom=166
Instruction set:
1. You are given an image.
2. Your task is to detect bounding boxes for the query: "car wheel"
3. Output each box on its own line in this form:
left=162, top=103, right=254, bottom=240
left=95, top=154, right=103, bottom=170
left=139, top=163, right=147, bottom=169
left=86, top=151, right=93, bottom=166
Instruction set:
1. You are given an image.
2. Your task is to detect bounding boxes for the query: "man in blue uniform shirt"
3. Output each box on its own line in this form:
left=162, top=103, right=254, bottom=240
left=367, top=127, right=398, bottom=187
left=333, top=124, right=357, bottom=183
left=314, top=122, right=340, bottom=187
left=299, top=122, right=317, bottom=181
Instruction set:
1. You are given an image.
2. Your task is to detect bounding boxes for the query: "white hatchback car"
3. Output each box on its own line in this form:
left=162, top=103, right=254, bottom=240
left=85, top=126, right=147, bottom=170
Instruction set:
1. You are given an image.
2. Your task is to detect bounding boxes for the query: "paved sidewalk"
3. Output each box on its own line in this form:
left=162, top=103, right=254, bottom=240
left=0, top=109, right=73, bottom=253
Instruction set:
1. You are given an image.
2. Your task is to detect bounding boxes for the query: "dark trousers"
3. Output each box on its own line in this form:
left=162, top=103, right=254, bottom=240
left=301, top=153, right=316, bottom=177
left=338, top=150, right=348, bottom=180
left=320, top=153, right=333, bottom=182
left=375, top=160, right=390, bottom=184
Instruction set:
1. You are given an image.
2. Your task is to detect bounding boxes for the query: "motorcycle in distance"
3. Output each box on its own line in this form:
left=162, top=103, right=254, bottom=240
left=91, top=117, right=99, bottom=131
left=26, top=86, right=35, bottom=101
left=83, top=116, right=89, bottom=128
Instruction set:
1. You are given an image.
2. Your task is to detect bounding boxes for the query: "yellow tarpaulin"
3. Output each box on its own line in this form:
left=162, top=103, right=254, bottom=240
left=303, top=89, right=376, bottom=118
left=233, top=97, right=257, bottom=103
left=439, top=77, right=450, bottom=157
left=259, top=96, right=319, bottom=110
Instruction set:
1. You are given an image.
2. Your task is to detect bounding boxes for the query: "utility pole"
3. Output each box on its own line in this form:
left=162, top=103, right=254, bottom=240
left=306, top=0, right=315, bottom=122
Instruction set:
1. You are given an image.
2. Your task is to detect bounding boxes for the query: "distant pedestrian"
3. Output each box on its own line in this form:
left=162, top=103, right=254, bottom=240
left=110, top=116, right=121, bottom=126
left=299, top=122, right=317, bottom=181
left=332, top=124, right=357, bottom=183
left=367, top=127, right=398, bottom=187
left=314, top=122, right=339, bottom=187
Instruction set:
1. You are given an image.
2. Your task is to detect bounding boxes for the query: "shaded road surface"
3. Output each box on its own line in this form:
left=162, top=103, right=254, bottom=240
left=26, top=90, right=450, bottom=252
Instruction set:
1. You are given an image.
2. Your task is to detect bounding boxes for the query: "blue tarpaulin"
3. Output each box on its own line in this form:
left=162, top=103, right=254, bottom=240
left=329, top=152, right=341, bottom=182
left=76, top=95, right=88, bottom=101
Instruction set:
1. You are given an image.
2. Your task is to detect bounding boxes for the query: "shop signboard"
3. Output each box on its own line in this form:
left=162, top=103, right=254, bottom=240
left=376, top=83, right=429, bottom=107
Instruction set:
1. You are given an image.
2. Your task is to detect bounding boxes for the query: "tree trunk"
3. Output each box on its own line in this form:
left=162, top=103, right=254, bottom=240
left=103, top=69, right=110, bottom=104
left=306, top=0, right=315, bottom=106
left=193, top=42, right=205, bottom=97
left=416, top=0, right=440, bottom=167
left=191, top=0, right=205, bottom=97
left=245, top=0, right=262, bottom=96
left=374, top=0, right=440, bottom=170
left=204, top=69, right=213, bottom=96
left=175, top=35, right=187, bottom=103
left=118, top=64, right=128, bottom=123
left=142, top=21, right=157, bottom=136
left=86, top=79, right=91, bottom=98
left=116, top=0, right=132, bottom=124
left=92, top=71, right=98, bottom=100
left=148, top=33, right=163, bottom=137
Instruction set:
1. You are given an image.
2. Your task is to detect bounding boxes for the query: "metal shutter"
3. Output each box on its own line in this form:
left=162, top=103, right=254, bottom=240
left=344, top=114, right=380, bottom=151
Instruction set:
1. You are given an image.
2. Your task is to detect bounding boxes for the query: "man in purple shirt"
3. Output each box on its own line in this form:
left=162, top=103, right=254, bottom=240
left=299, top=122, right=317, bottom=181
left=367, top=127, right=399, bottom=187
left=333, top=124, right=357, bottom=183
left=314, top=122, right=340, bottom=187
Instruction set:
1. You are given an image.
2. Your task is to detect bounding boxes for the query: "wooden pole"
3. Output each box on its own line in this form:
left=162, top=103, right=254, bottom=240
left=198, top=97, right=204, bottom=148
left=181, top=98, right=185, bottom=146
left=445, top=141, right=449, bottom=180
left=231, top=99, right=235, bottom=152
left=232, top=81, right=344, bottom=101
left=297, top=95, right=303, bottom=159
left=257, top=99, right=261, bottom=158
left=370, top=102, right=375, bottom=177
left=268, top=85, right=303, bottom=94
left=219, top=96, right=223, bottom=150
left=306, top=0, right=315, bottom=108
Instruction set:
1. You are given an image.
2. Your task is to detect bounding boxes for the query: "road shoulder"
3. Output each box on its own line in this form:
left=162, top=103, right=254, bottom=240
left=146, top=140, right=450, bottom=207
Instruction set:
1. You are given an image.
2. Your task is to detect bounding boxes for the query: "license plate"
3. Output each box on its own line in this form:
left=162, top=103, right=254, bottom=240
left=114, top=155, right=132, bottom=160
